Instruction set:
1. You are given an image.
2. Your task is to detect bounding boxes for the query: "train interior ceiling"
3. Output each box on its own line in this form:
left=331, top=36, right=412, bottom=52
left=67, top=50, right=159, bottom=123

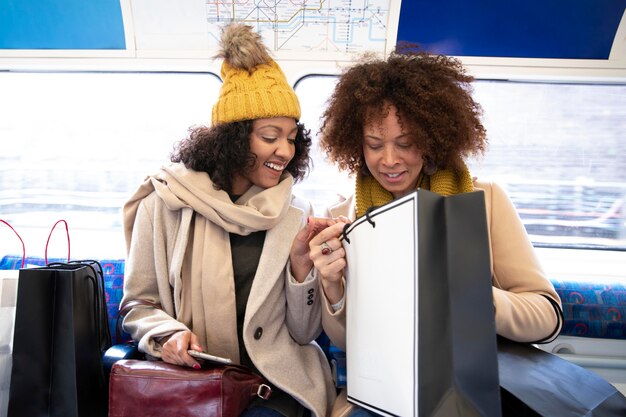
left=1, top=0, right=626, bottom=395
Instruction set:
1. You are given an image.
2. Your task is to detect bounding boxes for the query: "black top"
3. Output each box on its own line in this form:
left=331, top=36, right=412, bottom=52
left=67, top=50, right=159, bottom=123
left=228, top=210, right=306, bottom=417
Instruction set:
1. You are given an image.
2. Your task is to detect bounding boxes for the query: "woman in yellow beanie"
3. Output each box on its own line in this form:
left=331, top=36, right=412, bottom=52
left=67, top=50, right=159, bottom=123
left=308, top=45, right=564, bottom=416
left=120, top=24, right=336, bottom=417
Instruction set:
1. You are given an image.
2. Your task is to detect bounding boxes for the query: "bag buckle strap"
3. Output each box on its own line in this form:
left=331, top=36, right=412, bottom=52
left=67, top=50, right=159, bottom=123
left=257, top=383, right=272, bottom=400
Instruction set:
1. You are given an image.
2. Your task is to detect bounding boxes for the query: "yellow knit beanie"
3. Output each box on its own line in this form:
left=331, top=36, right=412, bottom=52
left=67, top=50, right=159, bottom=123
left=211, top=24, right=301, bottom=125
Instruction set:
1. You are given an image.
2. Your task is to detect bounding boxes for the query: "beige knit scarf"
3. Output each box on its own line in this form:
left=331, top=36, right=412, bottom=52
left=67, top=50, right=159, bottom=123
left=355, top=162, right=474, bottom=218
left=124, top=162, right=293, bottom=361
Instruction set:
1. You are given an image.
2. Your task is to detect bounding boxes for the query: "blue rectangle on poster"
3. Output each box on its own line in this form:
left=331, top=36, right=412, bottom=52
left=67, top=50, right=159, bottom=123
left=398, top=0, right=625, bottom=59
left=0, top=0, right=125, bottom=49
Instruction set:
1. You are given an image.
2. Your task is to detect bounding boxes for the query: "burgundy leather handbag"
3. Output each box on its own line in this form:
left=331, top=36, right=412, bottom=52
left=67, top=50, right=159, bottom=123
left=108, top=359, right=272, bottom=417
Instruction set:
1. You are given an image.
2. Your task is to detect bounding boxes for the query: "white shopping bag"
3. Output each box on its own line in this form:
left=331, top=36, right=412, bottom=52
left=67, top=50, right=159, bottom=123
left=342, top=189, right=500, bottom=417
left=0, top=270, right=19, bottom=417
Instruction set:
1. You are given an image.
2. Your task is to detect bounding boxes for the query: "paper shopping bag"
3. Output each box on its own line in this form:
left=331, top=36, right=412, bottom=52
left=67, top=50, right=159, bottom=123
left=498, top=337, right=626, bottom=417
left=0, top=219, right=24, bottom=417
left=0, top=270, right=19, bottom=417
left=8, top=261, right=111, bottom=417
left=342, top=189, right=500, bottom=417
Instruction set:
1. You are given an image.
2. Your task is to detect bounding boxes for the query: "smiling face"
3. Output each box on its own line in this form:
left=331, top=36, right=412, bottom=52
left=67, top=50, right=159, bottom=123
left=362, top=104, right=424, bottom=199
left=231, top=117, right=297, bottom=195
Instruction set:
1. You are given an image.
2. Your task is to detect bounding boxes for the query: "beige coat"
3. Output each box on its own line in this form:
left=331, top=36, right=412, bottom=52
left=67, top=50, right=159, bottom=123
left=322, top=180, right=563, bottom=416
left=121, top=164, right=336, bottom=417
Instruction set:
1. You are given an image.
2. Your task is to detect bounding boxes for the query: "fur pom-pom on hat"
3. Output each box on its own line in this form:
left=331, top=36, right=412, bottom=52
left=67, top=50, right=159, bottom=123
left=215, top=24, right=271, bottom=72
left=211, top=23, right=301, bottom=125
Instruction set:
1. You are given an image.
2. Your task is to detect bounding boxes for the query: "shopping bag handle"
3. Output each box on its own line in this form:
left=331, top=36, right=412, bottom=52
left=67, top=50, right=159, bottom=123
left=0, top=219, right=26, bottom=268
left=45, top=219, right=70, bottom=264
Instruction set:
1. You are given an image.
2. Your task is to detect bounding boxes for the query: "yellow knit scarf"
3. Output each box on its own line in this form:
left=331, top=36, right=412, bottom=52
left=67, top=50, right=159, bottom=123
left=355, top=162, right=475, bottom=218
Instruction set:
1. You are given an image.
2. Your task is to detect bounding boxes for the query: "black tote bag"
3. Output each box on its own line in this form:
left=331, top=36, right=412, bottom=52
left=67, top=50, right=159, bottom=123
left=498, top=337, right=626, bottom=417
left=8, top=261, right=111, bottom=417
left=342, top=189, right=501, bottom=417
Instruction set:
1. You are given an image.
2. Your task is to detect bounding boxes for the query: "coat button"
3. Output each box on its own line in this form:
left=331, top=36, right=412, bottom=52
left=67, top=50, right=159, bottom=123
left=254, top=327, right=263, bottom=340
left=307, top=300, right=313, bottom=305
left=307, top=288, right=314, bottom=294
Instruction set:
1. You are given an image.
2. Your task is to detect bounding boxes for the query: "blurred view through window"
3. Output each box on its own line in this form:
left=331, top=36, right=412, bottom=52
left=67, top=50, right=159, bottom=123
left=470, top=81, right=625, bottom=249
left=0, top=72, right=624, bottom=261
left=0, top=72, right=220, bottom=259
left=296, top=77, right=626, bottom=250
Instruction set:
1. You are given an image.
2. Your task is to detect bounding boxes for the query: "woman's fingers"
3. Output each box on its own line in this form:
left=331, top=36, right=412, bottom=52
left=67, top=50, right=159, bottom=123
left=302, top=218, right=351, bottom=289
left=310, top=221, right=348, bottom=248
left=161, top=330, right=201, bottom=369
left=307, top=216, right=338, bottom=236
left=292, top=216, right=337, bottom=256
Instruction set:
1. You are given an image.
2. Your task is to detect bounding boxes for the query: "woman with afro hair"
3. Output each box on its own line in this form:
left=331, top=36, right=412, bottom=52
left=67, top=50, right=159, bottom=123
left=308, top=45, right=563, bottom=416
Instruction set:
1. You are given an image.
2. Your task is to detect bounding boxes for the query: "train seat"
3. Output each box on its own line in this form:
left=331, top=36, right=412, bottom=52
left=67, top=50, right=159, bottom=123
left=2, top=254, right=625, bottom=344
left=1, top=254, right=625, bottom=395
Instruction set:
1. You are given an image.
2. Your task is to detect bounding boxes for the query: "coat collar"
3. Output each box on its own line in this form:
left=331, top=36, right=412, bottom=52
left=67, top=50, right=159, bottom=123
left=244, top=204, right=304, bottom=321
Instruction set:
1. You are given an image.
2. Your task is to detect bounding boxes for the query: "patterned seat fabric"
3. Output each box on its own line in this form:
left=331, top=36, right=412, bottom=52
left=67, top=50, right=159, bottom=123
left=552, top=279, right=626, bottom=339
left=0, top=255, right=129, bottom=344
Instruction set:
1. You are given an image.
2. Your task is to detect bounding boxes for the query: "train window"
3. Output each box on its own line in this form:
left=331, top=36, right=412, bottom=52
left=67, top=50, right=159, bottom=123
left=470, top=80, right=626, bottom=251
left=294, top=75, right=353, bottom=215
left=295, top=75, right=626, bottom=251
left=0, top=71, right=220, bottom=259
left=1, top=72, right=624, bottom=262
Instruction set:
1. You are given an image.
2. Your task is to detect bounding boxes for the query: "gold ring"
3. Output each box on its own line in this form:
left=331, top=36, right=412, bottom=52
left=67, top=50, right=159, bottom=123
left=320, top=242, right=333, bottom=255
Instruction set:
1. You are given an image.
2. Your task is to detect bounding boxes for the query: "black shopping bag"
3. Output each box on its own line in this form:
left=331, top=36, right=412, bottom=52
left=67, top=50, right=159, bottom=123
left=342, top=189, right=501, bottom=417
left=8, top=261, right=111, bottom=417
left=498, top=337, right=626, bottom=417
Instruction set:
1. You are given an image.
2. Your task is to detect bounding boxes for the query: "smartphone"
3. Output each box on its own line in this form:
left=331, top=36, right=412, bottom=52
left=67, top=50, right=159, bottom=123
left=187, top=350, right=233, bottom=365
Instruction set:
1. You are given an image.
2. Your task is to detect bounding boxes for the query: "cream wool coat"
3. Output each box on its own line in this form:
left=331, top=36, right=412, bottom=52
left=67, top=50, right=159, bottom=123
left=121, top=164, right=336, bottom=417
left=322, top=180, right=563, bottom=351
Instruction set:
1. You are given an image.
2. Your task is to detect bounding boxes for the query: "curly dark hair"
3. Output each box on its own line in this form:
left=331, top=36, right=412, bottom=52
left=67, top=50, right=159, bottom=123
left=319, top=43, right=487, bottom=175
left=171, top=120, right=312, bottom=192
